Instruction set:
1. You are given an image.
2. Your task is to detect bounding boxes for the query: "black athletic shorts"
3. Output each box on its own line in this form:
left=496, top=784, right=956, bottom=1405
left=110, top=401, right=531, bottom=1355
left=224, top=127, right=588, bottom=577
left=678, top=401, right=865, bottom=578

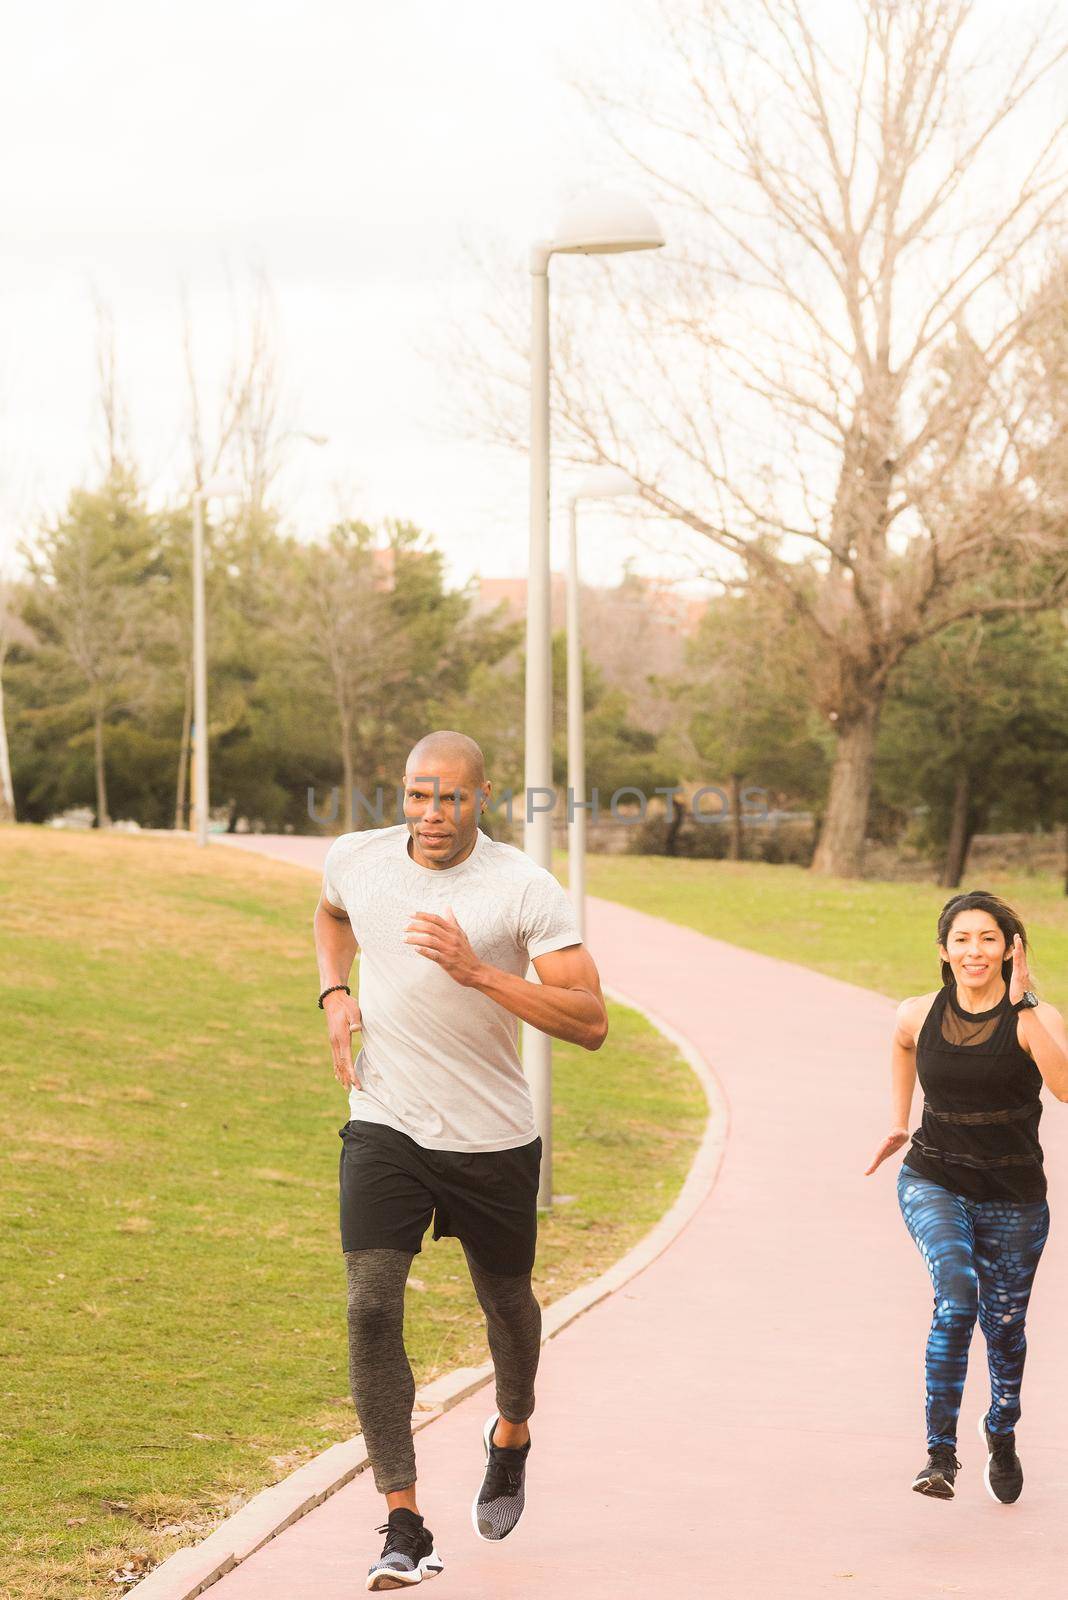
left=338, top=1118, right=543, bottom=1276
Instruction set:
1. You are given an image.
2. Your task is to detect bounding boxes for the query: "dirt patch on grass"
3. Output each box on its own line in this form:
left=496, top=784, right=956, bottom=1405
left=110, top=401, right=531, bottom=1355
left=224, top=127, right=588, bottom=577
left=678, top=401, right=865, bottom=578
left=10, top=1132, right=122, bottom=1166
left=249, top=1168, right=321, bottom=1188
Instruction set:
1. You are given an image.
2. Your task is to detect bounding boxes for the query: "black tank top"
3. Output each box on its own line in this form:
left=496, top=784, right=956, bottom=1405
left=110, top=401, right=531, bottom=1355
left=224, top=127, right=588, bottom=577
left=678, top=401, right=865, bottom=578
left=904, top=982, right=1046, bottom=1202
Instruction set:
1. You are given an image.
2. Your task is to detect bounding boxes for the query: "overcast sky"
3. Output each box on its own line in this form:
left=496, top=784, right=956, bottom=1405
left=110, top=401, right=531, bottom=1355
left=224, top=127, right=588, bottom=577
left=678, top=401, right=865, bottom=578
left=1, top=0, right=1056, bottom=595
left=0, top=0, right=700, bottom=591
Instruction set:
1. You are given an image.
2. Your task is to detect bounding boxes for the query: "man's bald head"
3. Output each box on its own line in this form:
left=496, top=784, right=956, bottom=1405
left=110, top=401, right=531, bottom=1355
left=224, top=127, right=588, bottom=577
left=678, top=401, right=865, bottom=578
left=402, top=731, right=489, bottom=868
left=405, top=730, right=486, bottom=788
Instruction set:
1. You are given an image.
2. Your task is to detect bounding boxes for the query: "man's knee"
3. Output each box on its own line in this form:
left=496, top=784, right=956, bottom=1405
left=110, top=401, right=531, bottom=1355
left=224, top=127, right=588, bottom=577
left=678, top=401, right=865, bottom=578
left=480, top=1277, right=540, bottom=1333
left=347, top=1290, right=399, bottom=1347
left=345, top=1250, right=408, bottom=1346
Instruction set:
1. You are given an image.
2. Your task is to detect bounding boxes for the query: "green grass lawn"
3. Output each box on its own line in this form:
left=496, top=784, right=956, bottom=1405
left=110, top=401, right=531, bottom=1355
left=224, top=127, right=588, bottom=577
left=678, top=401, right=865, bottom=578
left=0, top=828, right=706, bottom=1600
left=8, top=832, right=1063, bottom=1600
left=576, top=853, right=1068, bottom=1012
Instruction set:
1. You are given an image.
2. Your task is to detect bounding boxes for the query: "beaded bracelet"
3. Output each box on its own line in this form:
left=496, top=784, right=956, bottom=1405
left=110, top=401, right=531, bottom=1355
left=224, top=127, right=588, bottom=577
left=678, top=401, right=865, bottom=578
left=318, top=984, right=351, bottom=1009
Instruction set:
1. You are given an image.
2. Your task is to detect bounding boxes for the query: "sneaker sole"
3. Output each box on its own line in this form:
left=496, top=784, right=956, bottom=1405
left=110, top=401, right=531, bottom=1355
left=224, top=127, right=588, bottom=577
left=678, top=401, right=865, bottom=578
left=912, top=1472, right=955, bottom=1500
left=978, top=1413, right=1022, bottom=1505
left=471, top=1414, right=525, bottom=1544
left=367, top=1552, right=444, bottom=1590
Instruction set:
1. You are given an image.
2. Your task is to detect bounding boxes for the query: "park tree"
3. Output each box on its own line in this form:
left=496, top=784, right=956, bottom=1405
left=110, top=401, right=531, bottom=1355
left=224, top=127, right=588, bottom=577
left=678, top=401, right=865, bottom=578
left=666, top=560, right=829, bottom=859
left=458, top=623, right=680, bottom=841
left=877, top=607, right=1068, bottom=886
left=290, top=521, right=416, bottom=831
left=289, top=519, right=519, bottom=832
left=150, top=502, right=197, bottom=830
left=0, top=572, right=32, bottom=824
left=148, top=496, right=290, bottom=832
left=20, top=469, right=162, bottom=826
left=172, top=272, right=304, bottom=827
left=9, top=303, right=174, bottom=827
left=578, top=565, right=699, bottom=741
left=467, top=0, right=1068, bottom=876
left=547, top=628, right=678, bottom=801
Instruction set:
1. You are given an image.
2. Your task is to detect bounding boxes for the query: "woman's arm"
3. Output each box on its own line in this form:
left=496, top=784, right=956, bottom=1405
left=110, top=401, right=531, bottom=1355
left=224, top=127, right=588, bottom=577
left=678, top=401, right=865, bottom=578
left=1007, top=933, right=1068, bottom=1100
left=1018, top=1003, right=1068, bottom=1101
left=864, top=997, right=919, bottom=1175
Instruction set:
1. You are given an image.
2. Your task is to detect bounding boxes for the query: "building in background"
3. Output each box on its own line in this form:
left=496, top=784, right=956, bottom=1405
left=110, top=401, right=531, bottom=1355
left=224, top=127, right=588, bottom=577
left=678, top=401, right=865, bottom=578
left=472, top=570, right=709, bottom=738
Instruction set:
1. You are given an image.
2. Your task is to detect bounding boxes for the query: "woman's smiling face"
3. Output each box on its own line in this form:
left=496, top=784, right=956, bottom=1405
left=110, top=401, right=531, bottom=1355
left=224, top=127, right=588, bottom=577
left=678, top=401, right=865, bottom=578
left=939, top=909, right=1008, bottom=990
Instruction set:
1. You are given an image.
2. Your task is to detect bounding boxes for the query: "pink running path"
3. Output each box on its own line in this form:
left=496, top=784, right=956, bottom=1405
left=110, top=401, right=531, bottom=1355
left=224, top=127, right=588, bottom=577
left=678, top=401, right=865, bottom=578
left=205, top=834, right=1068, bottom=1598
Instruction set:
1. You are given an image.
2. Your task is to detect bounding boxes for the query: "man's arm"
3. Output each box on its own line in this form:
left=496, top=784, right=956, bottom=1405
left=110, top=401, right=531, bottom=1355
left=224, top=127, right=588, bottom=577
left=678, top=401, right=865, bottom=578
left=404, top=910, right=608, bottom=1051
left=313, top=893, right=363, bottom=1088
left=476, top=943, right=608, bottom=1051
left=315, top=892, right=358, bottom=989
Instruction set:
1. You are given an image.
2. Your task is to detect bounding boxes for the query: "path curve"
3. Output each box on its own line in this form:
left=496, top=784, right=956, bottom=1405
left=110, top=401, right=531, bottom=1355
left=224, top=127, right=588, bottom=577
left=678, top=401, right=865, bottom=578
left=191, top=837, right=1067, bottom=1597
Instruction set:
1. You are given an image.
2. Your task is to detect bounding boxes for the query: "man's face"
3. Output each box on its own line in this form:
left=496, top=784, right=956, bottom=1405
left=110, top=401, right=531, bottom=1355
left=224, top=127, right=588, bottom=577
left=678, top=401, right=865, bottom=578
left=403, top=760, right=487, bottom=864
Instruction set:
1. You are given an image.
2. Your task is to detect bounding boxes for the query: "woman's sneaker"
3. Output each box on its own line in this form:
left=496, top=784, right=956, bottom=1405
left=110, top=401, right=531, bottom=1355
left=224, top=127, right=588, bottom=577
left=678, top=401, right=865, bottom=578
left=979, top=1414, right=1024, bottom=1504
left=912, top=1444, right=961, bottom=1498
left=471, top=1414, right=530, bottom=1541
left=366, top=1508, right=444, bottom=1590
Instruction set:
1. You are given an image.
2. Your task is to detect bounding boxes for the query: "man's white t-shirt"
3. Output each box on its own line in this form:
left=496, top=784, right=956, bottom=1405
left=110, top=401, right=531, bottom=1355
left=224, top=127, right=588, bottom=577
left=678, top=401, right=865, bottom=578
left=322, top=823, right=583, bottom=1152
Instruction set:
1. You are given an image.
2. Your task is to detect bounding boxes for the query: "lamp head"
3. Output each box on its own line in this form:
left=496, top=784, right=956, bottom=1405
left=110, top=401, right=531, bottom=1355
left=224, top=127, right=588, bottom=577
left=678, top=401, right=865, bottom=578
left=551, top=190, right=665, bottom=257
left=199, top=475, right=244, bottom=500
left=573, top=465, right=638, bottom=502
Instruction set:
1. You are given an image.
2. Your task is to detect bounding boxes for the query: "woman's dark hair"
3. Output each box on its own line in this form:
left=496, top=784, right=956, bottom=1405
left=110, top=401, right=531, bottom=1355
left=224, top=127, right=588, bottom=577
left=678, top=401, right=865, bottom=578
left=936, top=889, right=1028, bottom=988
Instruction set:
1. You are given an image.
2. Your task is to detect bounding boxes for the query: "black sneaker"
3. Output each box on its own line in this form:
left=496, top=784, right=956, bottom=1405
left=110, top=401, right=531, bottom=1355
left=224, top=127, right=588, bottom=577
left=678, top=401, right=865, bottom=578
left=979, top=1413, right=1024, bottom=1504
left=471, top=1413, right=530, bottom=1541
left=912, top=1443, right=961, bottom=1499
left=366, top=1508, right=444, bottom=1590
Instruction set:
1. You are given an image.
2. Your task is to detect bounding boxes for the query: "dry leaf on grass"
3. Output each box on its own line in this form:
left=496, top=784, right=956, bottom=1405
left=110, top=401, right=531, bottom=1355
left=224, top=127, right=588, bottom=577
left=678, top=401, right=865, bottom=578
left=108, top=1551, right=154, bottom=1586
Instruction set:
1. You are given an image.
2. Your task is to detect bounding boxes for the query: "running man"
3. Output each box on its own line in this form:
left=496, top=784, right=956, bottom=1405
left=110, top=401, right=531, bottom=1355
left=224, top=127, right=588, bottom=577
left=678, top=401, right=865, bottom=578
left=313, top=730, right=608, bottom=1590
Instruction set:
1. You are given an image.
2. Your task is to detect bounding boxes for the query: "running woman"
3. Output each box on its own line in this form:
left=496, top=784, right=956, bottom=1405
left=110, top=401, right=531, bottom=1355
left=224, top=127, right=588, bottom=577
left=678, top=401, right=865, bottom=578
left=313, top=730, right=608, bottom=1589
left=866, top=890, right=1068, bottom=1503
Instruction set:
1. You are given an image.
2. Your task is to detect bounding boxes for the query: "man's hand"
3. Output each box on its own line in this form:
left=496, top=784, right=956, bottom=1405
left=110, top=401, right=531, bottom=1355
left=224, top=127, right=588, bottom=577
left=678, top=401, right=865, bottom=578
left=323, top=990, right=363, bottom=1089
left=404, top=907, right=482, bottom=986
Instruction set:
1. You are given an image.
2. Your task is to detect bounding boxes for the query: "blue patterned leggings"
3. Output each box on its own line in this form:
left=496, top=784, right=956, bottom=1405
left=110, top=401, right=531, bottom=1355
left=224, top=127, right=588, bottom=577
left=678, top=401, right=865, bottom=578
left=897, top=1166, right=1049, bottom=1447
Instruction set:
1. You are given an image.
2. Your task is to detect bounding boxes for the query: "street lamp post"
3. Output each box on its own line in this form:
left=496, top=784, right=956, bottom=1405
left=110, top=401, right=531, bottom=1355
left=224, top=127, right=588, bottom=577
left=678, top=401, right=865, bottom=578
left=566, top=467, right=638, bottom=942
left=524, top=191, right=664, bottom=1209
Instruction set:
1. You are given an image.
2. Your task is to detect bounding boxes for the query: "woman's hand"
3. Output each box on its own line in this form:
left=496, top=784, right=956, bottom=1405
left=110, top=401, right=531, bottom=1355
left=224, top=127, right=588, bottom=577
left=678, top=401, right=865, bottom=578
left=324, top=991, right=363, bottom=1089
left=1009, top=932, right=1031, bottom=1006
left=865, top=1128, right=909, bottom=1176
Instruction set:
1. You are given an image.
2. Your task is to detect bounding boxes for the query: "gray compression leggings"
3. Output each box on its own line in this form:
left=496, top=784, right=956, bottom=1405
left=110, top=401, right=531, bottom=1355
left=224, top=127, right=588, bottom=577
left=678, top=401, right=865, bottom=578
left=345, top=1244, right=543, bottom=1494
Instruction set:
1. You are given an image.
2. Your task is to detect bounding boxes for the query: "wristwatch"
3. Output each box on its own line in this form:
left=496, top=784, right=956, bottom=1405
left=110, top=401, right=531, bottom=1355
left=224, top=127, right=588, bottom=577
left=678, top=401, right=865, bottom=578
left=1011, top=990, right=1040, bottom=1013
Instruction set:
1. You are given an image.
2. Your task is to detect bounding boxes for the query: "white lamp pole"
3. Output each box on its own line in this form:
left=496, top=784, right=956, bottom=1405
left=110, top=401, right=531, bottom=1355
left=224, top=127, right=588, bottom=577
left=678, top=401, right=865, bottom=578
left=566, top=467, right=638, bottom=941
left=565, top=497, right=584, bottom=938
left=524, top=191, right=664, bottom=1210
left=191, top=476, right=243, bottom=849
